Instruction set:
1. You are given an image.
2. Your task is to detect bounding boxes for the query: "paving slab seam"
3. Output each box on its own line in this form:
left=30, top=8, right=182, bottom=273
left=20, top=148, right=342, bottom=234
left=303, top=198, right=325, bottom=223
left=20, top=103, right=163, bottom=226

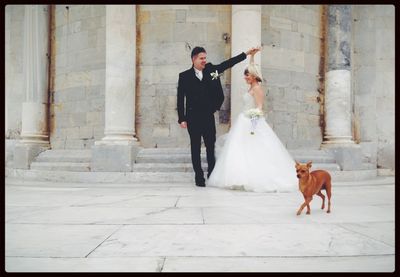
left=6, top=222, right=394, bottom=226
left=157, top=257, right=167, bottom=272
left=201, top=208, right=205, bottom=224
left=6, top=254, right=395, bottom=259
left=335, top=224, right=395, bottom=249
left=161, top=254, right=396, bottom=258
left=84, top=225, right=125, bottom=258
left=143, top=207, right=177, bottom=217
left=174, top=196, right=181, bottom=208
left=6, top=256, right=83, bottom=259
left=6, top=223, right=126, bottom=226
left=10, top=254, right=391, bottom=259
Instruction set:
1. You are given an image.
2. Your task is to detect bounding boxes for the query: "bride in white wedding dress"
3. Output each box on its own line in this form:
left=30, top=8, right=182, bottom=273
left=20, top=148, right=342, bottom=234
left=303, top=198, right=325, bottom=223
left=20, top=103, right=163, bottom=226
left=207, top=49, right=298, bottom=192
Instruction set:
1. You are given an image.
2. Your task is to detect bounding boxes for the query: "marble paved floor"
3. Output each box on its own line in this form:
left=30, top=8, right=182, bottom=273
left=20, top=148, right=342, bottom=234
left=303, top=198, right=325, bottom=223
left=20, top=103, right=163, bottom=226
left=5, top=177, right=395, bottom=272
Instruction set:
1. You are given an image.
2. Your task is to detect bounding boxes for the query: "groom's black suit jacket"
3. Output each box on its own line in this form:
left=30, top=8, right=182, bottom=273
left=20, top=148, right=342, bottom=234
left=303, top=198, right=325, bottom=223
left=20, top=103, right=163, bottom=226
left=177, top=52, right=247, bottom=125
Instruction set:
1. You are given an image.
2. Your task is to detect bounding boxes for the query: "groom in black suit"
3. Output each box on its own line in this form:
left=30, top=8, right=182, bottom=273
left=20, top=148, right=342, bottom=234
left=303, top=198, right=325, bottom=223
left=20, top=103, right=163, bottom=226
left=177, top=46, right=256, bottom=187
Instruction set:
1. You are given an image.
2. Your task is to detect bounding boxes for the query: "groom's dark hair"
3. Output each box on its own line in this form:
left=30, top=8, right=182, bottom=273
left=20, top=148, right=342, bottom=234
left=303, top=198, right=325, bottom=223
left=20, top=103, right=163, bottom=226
left=191, top=46, right=206, bottom=59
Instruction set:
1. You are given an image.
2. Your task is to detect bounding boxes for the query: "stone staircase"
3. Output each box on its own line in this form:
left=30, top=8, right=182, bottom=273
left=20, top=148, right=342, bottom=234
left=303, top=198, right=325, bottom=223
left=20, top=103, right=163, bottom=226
left=6, top=147, right=379, bottom=183
left=30, top=150, right=91, bottom=172
left=134, top=148, right=342, bottom=172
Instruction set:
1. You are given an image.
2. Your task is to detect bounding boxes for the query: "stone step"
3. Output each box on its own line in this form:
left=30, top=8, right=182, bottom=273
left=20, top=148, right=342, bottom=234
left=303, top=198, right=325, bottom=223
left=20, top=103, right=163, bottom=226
left=38, top=149, right=92, bottom=156
left=30, top=162, right=91, bottom=172
left=139, top=148, right=335, bottom=157
left=5, top=167, right=380, bottom=184
left=362, top=163, right=377, bottom=170
left=133, top=163, right=208, bottom=172
left=24, top=158, right=373, bottom=174
left=289, top=149, right=334, bottom=156
left=135, top=154, right=206, bottom=163
left=139, top=148, right=200, bottom=155
left=132, top=163, right=341, bottom=172
left=34, top=149, right=91, bottom=162
left=10, top=147, right=377, bottom=182
left=135, top=154, right=336, bottom=164
left=294, top=156, right=336, bottom=163
left=35, top=155, right=91, bottom=163
left=310, top=163, right=341, bottom=171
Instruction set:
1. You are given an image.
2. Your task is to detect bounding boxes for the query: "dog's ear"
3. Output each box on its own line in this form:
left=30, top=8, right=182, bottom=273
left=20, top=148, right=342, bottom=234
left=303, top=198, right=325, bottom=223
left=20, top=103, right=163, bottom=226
left=306, top=161, right=312, bottom=168
left=295, top=160, right=300, bottom=167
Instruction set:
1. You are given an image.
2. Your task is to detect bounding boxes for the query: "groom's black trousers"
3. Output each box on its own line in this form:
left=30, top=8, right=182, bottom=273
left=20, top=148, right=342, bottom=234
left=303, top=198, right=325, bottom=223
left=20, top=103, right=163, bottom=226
left=187, top=113, right=216, bottom=182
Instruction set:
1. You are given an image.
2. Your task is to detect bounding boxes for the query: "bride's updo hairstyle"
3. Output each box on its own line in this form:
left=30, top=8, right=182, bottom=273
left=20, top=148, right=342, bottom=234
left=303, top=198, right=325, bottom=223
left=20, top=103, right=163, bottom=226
left=244, top=63, right=262, bottom=83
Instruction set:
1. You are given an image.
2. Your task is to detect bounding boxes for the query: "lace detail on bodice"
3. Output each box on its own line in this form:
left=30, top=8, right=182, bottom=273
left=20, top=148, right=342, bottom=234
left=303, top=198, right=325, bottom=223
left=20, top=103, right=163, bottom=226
left=242, top=92, right=256, bottom=111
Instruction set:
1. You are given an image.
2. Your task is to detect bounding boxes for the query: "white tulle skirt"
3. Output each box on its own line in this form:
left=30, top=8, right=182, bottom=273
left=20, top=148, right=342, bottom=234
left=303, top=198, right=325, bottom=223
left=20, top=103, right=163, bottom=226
left=207, top=113, right=298, bottom=192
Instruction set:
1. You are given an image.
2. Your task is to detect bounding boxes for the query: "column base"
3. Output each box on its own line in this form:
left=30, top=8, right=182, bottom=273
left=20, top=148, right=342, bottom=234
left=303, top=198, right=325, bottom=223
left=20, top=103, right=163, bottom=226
left=95, top=134, right=139, bottom=146
left=321, top=143, right=363, bottom=170
left=322, top=135, right=354, bottom=145
left=20, top=136, right=50, bottom=146
left=91, top=144, right=141, bottom=172
left=13, top=142, right=50, bottom=169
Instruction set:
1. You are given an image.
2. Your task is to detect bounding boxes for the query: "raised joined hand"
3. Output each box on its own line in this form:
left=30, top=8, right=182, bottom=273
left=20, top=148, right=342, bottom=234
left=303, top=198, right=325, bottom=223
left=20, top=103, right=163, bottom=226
left=246, top=46, right=261, bottom=56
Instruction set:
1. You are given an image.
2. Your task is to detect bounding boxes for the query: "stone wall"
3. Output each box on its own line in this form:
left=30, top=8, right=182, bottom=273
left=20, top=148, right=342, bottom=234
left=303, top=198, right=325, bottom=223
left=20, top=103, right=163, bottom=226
left=261, top=5, right=323, bottom=149
left=51, top=5, right=106, bottom=149
left=352, top=5, right=394, bottom=170
left=136, top=5, right=232, bottom=148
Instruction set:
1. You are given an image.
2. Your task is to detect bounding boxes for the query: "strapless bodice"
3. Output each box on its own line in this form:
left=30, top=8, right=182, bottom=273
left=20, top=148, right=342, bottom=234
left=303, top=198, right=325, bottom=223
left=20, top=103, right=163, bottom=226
left=242, top=92, right=256, bottom=111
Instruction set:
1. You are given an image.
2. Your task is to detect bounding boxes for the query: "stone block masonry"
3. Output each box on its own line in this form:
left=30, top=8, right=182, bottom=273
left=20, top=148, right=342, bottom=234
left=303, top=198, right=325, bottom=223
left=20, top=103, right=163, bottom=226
left=51, top=5, right=106, bottom=149
left=352, top=5, right=394, bottom=170
left=136, top=5, right=232, bottom=148
left=261, top=5, right=322, bottom=148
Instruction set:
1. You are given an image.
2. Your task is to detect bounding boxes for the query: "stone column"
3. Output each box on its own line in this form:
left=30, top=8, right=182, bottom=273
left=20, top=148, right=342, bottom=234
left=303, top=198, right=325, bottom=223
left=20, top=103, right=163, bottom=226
left=231, top=5, right=261, bottom=123
left=14, top=5, right=50, bottom=169
left=91, top=5, right=140, bottom=172
left=322, top=5, right=362, bottom=170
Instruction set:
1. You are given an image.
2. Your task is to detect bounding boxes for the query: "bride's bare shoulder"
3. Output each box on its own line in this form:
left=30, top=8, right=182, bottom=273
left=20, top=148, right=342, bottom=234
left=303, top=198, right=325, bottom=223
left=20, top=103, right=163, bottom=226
left=252, top=84, right=263, bottom=95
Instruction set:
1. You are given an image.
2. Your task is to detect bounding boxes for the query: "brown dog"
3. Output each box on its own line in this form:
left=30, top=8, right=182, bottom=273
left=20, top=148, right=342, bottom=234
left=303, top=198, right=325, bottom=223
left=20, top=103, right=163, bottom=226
left=295, top=161, right=332, bottom=216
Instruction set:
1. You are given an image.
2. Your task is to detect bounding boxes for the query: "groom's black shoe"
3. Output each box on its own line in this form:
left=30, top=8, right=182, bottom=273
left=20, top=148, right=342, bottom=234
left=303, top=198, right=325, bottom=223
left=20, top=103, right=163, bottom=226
left=195, top=180, right=206, bottom=187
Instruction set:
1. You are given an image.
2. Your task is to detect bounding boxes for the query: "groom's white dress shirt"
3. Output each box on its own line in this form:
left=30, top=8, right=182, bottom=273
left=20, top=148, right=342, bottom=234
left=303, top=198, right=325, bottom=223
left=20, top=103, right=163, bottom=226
left=194, top=67, right=203, bottom=81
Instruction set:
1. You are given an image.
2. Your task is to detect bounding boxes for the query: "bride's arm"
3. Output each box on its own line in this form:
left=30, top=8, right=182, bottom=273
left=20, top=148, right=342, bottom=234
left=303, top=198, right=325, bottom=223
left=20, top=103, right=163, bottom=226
left=249, top=47, right=260, bottom=64
left=249, top=53, right=255, bottom=65
left=253, top=86, right=264, bottom=110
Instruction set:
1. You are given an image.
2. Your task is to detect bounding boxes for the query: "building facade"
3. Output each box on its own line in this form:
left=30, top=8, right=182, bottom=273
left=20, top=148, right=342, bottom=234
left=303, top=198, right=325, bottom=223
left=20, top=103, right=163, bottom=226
left=5, top=5, right=394, bottom=172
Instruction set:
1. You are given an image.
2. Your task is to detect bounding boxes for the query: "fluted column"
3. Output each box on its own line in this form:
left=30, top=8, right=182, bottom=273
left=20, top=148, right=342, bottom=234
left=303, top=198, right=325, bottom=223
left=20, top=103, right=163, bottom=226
left=91, top=5, right=140, bottom=172
left=231, top=5, right=261, bottom=123
left=96, top=5, right=138, bottom=145
left=14, top=5, right=50, bottom=169
left=322, top=5, right=354, bottom=146
left=20, top=5, right=50, bottom=146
